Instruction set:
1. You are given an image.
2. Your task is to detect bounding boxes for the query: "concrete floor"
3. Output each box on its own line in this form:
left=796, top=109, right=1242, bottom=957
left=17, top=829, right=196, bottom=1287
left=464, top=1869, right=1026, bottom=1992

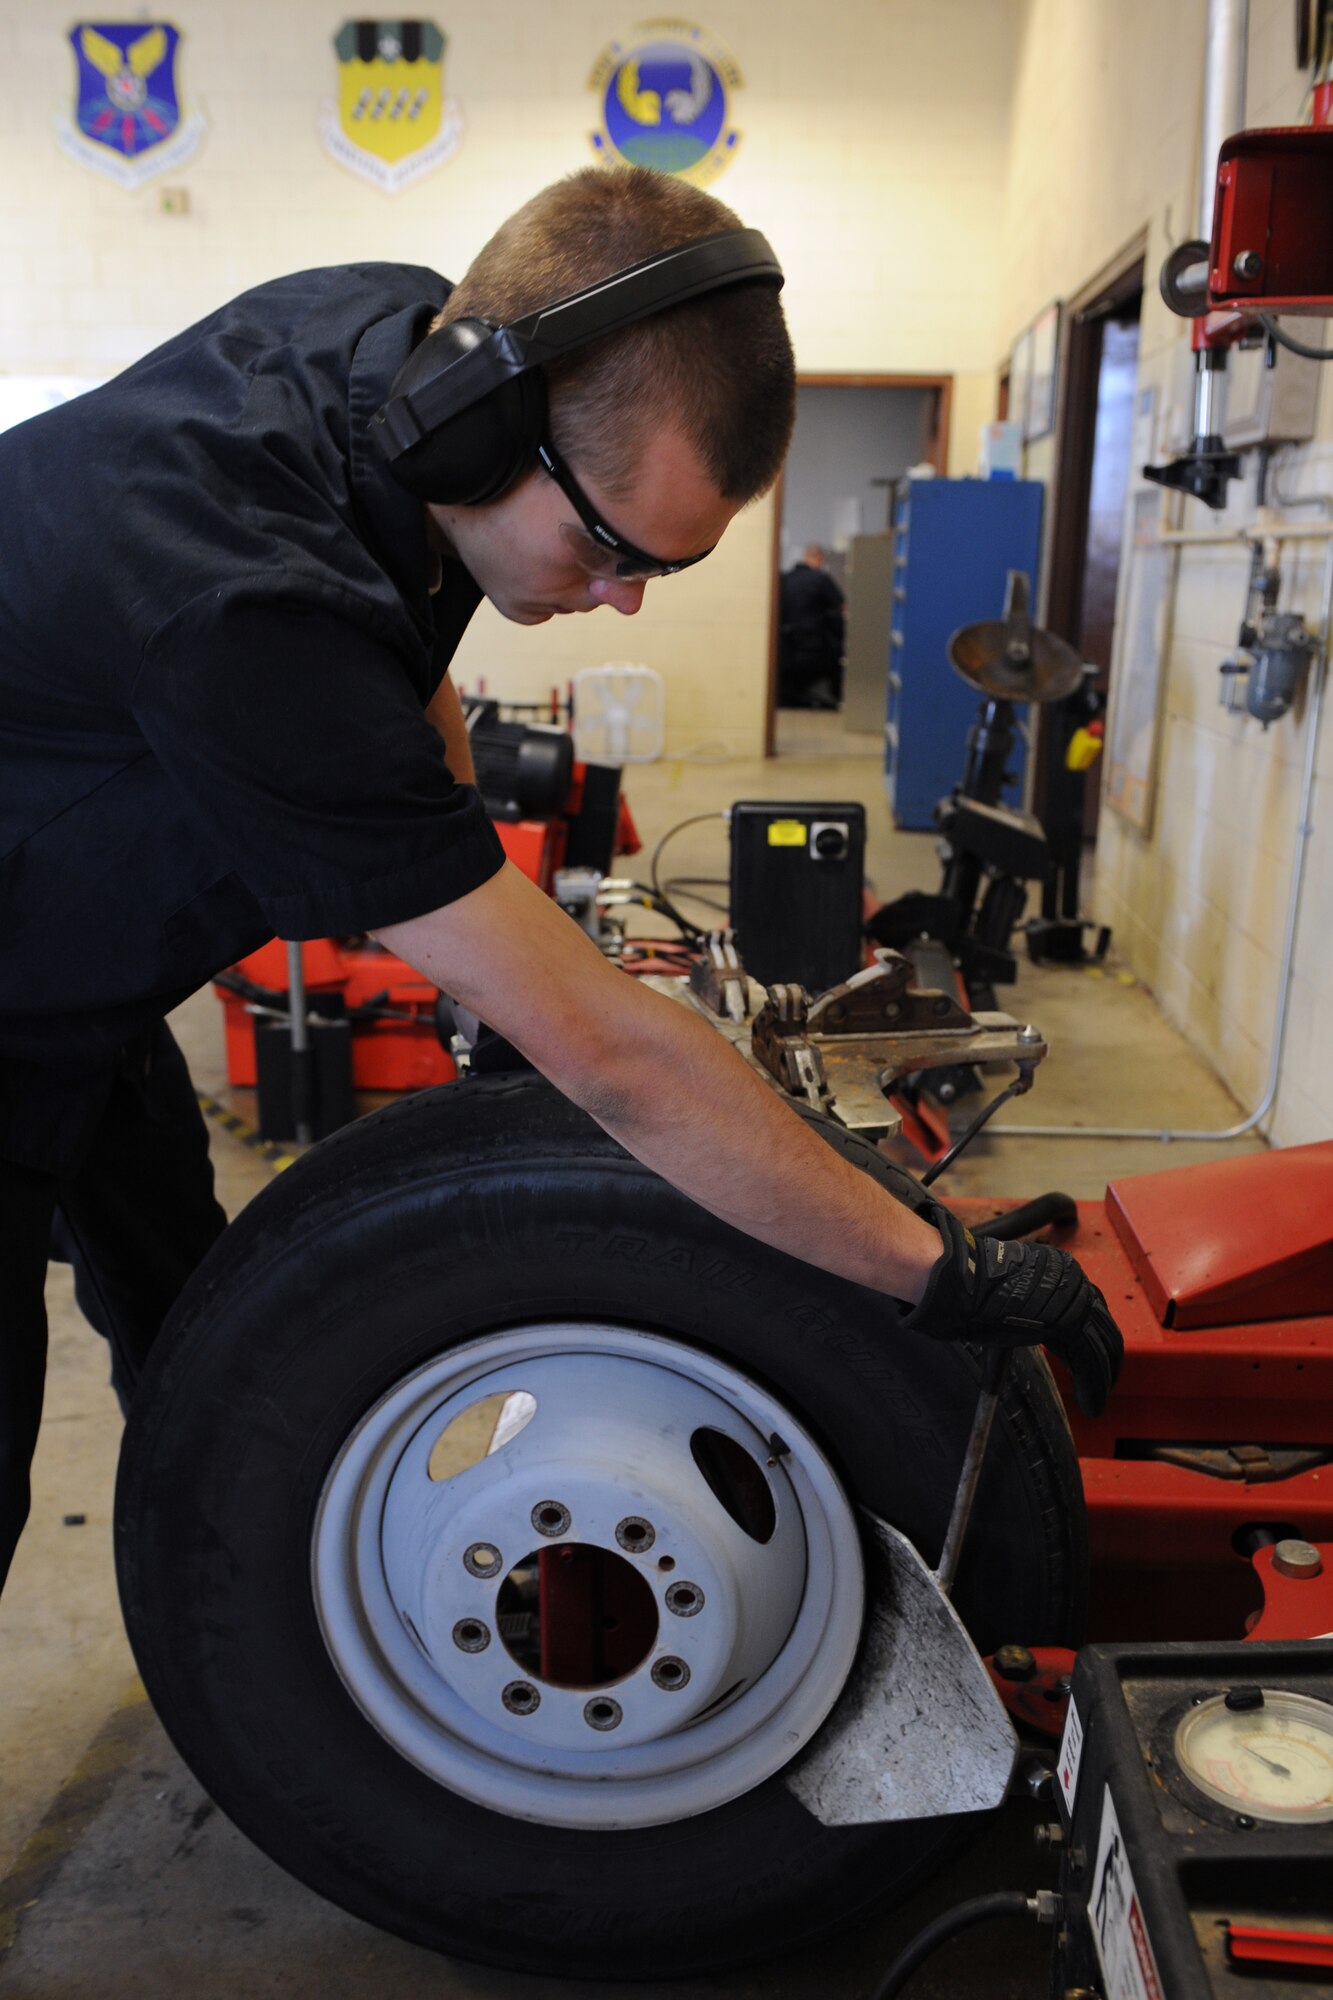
left=0, top=730, right=1263, bottom=1997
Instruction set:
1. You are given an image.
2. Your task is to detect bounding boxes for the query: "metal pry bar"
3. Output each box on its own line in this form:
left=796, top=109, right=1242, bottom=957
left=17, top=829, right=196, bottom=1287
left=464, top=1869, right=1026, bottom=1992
left=933, top=1345, right=1012, bottom=1597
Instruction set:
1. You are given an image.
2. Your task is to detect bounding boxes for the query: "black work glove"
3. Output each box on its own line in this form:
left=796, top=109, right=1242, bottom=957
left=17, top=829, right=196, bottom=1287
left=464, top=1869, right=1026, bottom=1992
left=903, top=1204, right=1124, bottom=1417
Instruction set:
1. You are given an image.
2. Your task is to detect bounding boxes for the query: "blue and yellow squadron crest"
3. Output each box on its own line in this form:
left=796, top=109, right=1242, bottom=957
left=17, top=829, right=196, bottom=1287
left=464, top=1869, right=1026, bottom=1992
left=54, top=21, right=206, bottom=188
left=588, top=19, right=742, bottom=183
left=319, top=20, right=463, bottom=194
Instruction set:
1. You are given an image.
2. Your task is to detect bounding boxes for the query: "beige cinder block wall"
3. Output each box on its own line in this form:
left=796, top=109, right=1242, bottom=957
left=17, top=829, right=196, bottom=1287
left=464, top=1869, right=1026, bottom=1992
left=998, top=0, right=1332, bottom=1146
left=0, top=0, right=1017, bottom=757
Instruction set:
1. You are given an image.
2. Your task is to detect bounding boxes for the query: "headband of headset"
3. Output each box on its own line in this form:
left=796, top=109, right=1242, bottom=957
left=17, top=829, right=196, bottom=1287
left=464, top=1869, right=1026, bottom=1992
left=372, top=225, right=783, bottom=506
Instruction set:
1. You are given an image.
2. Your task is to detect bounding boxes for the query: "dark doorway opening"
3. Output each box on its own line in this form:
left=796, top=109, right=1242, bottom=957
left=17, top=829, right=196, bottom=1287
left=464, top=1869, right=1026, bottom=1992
left=766, top=375, right=952, bottom=757
left=1043, top=246, right=1146, bottom=841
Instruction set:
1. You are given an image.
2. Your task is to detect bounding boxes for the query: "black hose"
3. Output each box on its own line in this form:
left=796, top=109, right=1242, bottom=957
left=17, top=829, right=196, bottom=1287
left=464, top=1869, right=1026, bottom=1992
left=1258, top=312, right=1333, bottom=363
left=624, top=883, right=706, bottom=941
left=972, top=1191, right=1078, bottom=1240
left=649, top=811, right=726, bottom=901
left=869, top=1890, right=1038, bottom=2000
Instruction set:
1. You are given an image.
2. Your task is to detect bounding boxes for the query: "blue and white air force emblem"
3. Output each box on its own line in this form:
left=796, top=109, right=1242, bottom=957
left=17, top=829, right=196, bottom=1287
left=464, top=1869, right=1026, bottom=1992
left=588, top=20, right=742, bottom=183
left=55, top=22, right=206, bottom=187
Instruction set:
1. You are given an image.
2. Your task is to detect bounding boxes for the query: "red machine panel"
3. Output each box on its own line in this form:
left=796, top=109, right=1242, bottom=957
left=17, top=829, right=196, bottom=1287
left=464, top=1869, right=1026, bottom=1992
left=213, top=770, right=641, bottom=1092
left=1209, top=126, right=1333, bottom=314
left=955, top=1187, right=1333, bottom=1645
left=1105, top=1140, right=1333, bottom=1329
left=1246, top=1541, right=1333, bottom=1642
left=218, top=936, right=455, bottom=1093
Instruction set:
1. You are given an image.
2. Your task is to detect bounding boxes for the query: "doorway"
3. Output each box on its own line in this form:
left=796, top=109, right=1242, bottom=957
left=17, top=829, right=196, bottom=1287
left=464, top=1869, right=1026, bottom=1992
left=1043, top=246, right=1145, bottom=838
left=768, top=375, right=951, bottom=756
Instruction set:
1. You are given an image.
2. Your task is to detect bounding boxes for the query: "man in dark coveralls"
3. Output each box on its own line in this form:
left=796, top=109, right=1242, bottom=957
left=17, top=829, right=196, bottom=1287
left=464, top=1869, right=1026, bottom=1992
left=0, top=167, right=1122, bottom=1595
left=778, top=543, right=845, bottom=708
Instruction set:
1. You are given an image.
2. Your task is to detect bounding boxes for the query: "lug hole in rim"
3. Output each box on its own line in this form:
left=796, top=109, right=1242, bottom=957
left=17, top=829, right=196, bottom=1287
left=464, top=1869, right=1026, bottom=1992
left=615, top=1515, right=656, bottom=1553
left=584, top=1697, right=623, bottom=1731
left=665, top=1581, right=704, bottom=1617
left=532, top=1500, right=571, bottom=1538
left=690, top=1428, right=777, bottom=1544
left=452, top=1618, right=490, bottom=1653
left=651, top=1656, right=691, bottom=1691
left=502, top=1681, right=541, bottom=1715
left=463, top=1542, right=503, bottom=1578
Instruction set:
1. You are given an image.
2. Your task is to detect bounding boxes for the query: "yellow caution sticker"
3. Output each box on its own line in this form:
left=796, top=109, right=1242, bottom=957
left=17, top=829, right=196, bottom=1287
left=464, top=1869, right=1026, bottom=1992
left=767, top=819, right=807, bottom=847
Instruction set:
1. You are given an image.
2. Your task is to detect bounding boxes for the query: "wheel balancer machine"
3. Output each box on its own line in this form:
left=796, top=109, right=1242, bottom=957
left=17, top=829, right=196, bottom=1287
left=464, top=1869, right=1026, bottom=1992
left=869, top=570, right=1109, bottom=1012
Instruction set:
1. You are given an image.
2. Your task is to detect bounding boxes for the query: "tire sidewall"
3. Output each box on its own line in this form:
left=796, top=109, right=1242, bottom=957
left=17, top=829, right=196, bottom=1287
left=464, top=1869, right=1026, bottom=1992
left=116, top=1079, right=1085, bottom=1977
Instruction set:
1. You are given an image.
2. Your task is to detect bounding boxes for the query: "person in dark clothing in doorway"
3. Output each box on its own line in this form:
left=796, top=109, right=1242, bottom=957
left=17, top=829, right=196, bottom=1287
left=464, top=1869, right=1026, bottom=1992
left=778, top=543, right=846, bottom=708
left=0, top=167, right=1123, bottom=1597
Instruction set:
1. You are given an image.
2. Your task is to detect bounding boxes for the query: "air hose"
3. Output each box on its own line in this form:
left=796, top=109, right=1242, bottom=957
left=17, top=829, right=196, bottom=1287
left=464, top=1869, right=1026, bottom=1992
left=869, top=1889, right=1059, bottom=1999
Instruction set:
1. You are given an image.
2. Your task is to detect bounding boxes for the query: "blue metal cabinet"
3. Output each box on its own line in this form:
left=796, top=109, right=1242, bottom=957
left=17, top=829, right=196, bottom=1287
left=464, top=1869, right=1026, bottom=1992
left=885, top=477, right=1044, bottom=830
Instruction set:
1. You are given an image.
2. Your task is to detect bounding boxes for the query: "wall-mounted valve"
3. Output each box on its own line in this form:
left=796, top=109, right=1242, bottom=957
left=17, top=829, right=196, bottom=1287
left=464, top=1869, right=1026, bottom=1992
left=1219, top=610, right=1318, bottom=726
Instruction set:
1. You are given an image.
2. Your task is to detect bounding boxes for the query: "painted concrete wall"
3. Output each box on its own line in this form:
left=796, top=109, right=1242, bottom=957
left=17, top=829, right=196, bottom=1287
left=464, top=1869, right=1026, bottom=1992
left=0, top=0, right=1017, bottom=756
left=5, top=1, right=1328, bottom=1140
left=1000, top=0, right=1332, bottom=1146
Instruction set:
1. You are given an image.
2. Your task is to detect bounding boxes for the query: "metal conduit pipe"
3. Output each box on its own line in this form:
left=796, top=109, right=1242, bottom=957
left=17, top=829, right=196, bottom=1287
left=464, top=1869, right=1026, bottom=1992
left=1190, top=0, right=1250, bottom=438
left=1199, top=0, right=1249, bottom=241
left=991, top=540, right=1333, bottom=1145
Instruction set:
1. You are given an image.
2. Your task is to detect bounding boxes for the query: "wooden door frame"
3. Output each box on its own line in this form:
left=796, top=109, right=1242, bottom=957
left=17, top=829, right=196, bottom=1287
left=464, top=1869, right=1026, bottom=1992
left=1044, top=233, right=1147, bottom=646
left=764, top=372, right=954, bottom=756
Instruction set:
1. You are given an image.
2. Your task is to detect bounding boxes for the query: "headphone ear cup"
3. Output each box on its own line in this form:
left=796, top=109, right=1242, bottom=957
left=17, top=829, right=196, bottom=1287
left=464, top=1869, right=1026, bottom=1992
left=380, top=321, right=549, bottom=506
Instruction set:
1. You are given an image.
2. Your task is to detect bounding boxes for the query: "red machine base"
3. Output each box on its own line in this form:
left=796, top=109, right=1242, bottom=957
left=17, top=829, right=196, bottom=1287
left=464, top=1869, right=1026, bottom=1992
left=958, top=1140, right=1333, bottom=1644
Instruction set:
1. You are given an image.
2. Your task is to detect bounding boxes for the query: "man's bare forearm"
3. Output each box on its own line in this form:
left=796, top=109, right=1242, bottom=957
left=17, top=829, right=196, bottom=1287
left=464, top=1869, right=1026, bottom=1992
left=378, top=864, right=943, bottom=1307
left=559, top=979, right=941, bottom=1303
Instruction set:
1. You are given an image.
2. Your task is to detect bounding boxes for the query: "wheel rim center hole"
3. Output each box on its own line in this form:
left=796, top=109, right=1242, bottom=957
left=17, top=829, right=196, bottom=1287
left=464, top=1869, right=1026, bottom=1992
left=496, top=1544, right=660, bottom=1690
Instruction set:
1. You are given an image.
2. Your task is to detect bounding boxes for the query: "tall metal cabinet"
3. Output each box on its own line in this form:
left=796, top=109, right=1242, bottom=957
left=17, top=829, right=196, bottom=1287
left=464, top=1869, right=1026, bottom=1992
left=885, top=476, right=1044, bottom=829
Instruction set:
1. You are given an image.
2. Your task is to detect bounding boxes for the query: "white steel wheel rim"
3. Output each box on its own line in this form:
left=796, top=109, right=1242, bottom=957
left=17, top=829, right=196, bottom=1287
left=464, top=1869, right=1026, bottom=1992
left=312, top=1322, right=864, bottom=1829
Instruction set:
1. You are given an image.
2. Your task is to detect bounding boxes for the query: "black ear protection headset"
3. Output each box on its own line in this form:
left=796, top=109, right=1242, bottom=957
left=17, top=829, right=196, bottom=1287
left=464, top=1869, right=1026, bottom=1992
left=371, top=226, right=783, bottom=507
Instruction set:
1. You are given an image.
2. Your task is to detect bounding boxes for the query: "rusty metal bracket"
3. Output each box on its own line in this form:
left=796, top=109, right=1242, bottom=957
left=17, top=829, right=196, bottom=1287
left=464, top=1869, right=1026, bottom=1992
left=687, top=929, right=750, bottom=1027
left=749, top=951, right=1047, bottom=1139
left=641, top=946, right=1046, bottom=1145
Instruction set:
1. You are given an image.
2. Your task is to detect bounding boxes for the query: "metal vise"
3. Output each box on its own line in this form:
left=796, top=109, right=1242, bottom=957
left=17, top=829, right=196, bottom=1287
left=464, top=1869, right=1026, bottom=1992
left=749, top=949, right=1046, bottom=1137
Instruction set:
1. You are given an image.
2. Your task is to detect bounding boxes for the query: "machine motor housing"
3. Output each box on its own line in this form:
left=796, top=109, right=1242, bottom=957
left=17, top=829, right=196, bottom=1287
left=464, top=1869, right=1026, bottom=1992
left=728, top=801, right=866, bottom=996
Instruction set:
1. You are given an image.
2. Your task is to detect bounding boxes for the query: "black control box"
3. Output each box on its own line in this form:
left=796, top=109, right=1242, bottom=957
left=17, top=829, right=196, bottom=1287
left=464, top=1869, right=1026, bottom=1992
left=1054, top=1640, right=1333, bottom=1999
left=728, top=801, right=866, bottom=996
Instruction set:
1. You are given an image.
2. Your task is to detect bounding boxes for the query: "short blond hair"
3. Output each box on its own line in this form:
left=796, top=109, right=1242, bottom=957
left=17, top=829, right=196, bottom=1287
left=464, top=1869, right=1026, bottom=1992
left=437, top=167, right=795, bottom=501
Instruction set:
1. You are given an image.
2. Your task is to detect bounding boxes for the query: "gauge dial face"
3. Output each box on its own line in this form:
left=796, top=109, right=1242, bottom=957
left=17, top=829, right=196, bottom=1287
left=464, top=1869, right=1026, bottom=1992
left=1174, top=1690, right=1333, bottom=1823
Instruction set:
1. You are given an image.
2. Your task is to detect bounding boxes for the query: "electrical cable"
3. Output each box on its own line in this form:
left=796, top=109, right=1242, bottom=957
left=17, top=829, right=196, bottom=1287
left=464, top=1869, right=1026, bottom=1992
left=1270, top=443, right=1333, bottom=514
left=649, top=811, right=727, bottom=902
left=917, top=1071, right=1034, bottom=1187
left=662, top=875, right=730, bottom=917
left=620, top=884, right=706, bottom=940
left=869, top=1891, right=1042, bottom=2000
left=1258, top=312, right=1333, bottom=363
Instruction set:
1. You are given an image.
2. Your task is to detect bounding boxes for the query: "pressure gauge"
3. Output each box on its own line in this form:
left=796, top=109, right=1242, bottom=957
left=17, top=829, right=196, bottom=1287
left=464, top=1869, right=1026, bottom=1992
left=1173, top=1687, right=1333, bottom=1824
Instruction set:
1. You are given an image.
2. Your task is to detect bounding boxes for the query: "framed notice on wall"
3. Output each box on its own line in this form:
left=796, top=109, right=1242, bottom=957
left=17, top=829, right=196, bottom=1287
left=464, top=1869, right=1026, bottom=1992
left=1105, top=491, right=1178, bottom=836
left=1026, top=302, right=1061, bottom=441
left=1008, top=325, right=1034, bottom=443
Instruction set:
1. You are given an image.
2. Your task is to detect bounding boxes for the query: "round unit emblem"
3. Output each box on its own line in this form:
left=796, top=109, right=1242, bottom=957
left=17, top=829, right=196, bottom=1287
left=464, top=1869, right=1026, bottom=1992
left=588, top=21, right=742, bottom=183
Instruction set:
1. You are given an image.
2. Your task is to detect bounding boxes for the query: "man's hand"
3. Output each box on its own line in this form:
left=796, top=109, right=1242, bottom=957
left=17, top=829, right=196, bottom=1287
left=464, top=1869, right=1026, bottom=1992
left=903, top=1205, right=1124, bottom=1417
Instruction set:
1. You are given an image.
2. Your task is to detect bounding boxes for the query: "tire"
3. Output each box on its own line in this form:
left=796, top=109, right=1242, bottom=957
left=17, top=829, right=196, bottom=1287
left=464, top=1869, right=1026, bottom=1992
left=115, top=1074, right=1086, bottom=1980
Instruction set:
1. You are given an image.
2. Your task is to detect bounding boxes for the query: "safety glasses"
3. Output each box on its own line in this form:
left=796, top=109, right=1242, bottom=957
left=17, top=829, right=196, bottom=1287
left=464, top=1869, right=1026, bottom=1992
left=537, top=438, right=715, bottom=582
